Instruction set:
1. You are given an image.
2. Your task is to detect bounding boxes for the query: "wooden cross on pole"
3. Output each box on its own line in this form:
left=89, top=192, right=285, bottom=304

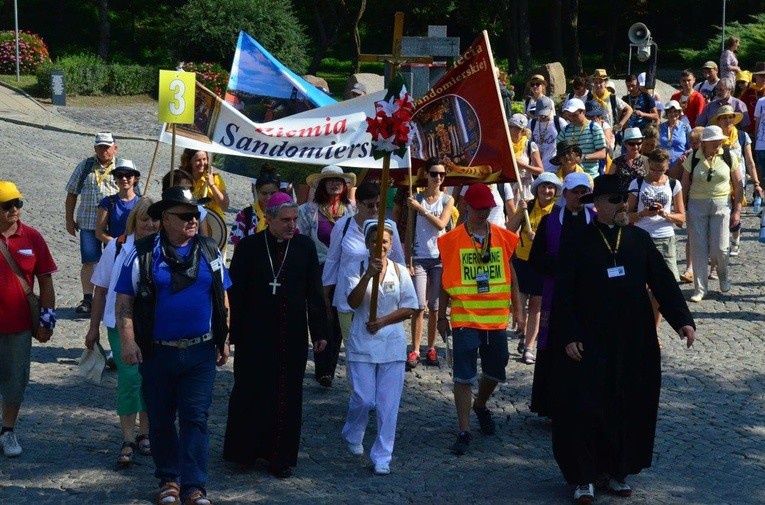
left=359, top=12, right=431, bottom=322
left=359, top=12, right=433, bottom=81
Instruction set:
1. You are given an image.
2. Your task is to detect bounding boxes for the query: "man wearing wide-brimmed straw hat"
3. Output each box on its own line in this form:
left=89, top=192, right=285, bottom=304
left=590, top=69, right=631, bottom=134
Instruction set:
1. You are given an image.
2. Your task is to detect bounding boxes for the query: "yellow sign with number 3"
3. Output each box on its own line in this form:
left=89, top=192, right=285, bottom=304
left=158, top=70, right=196, bottom=124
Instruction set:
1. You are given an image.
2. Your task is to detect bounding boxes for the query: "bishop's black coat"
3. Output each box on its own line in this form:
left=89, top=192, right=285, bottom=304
left=549, top=221, right=694, bottom=484
left=223, top=230, right=328, bottom=468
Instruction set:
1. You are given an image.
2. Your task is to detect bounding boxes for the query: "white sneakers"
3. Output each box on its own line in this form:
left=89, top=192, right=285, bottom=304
left=0, top=431, right=22, bottom=457
left=345, top=442, right=364, bottom=456
left=720, top=279, right=732, bottom=293
left=574, top=483, right=594, bottom=503
left=373, top=463, right=390, bottom=475
left=689, top=292, right=704, bottom=303
left=608, top=478, right=633, bottom=497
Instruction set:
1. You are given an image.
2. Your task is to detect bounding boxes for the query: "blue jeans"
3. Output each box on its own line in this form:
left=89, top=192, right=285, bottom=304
left=756, top=150, right=765, bottom=188
left=140, top=340, right=216, bottom=500
left=79, top=228, right=103, bottom=263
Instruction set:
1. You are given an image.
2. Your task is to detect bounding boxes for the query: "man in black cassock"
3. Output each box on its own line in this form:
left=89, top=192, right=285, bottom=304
left=548, top=175, right=696, bottom=504
left=223, top=193, right=328, bottom=479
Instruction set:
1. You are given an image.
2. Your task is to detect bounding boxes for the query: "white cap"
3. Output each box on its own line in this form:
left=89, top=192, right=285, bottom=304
left=508, top=113, right=528, bottom=129
left=563, top=98, right=585, bottom=113
left=664, top=100, right=682, bottom=111
left=94, top=132, right=115, bottom=146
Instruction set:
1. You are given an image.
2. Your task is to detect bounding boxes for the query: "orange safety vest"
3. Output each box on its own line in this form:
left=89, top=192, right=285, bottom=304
left=438, top=223, right=519, bottom=330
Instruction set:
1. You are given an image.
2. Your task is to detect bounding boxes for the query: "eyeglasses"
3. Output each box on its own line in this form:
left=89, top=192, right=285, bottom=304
left=112, top=171, right=133, bottom=179
left=626, top=142, right=643, bottom=147
left=166, top=211, right=201, bottom=222
left=429, top=171, right=447, bottom=178
left=1, top=199, right=23, bottom=211
left=606, top=194, right=629, bottom=204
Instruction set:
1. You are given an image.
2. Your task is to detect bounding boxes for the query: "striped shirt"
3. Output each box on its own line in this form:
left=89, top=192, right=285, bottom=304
left=65, top=157, right=119, bottom=231
left=556, top=120, right=606, bottom=178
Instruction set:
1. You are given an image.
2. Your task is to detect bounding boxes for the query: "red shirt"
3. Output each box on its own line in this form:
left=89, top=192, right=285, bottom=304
left=671, top=90, right=706, bottom=128
left=0, top=221, right=57, bottom=333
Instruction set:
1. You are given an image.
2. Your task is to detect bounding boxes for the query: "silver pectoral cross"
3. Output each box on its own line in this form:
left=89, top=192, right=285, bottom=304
left=269, top=277, right=281, bottom=295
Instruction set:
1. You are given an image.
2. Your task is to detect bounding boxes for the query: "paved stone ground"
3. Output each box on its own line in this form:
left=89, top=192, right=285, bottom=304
left=1, top=97, right=765, bottom=505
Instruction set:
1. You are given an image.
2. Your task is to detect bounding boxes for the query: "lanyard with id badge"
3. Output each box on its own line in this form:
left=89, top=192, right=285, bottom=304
left=597, top=226, right=625, bottom=279
left=469, top=226, right=492, bottom=293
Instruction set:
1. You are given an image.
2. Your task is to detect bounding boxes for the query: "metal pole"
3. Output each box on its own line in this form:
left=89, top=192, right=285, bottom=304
left=721, top=0, right=726, bottom=54
left=14, top=0, right=20, bottom=82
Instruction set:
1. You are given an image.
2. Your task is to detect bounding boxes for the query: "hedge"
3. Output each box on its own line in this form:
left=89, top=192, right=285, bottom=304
left=35, top=54, right=158, bottom=96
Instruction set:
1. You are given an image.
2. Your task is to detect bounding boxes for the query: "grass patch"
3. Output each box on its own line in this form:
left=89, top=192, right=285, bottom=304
left=0, top=74, right=40, bottom=96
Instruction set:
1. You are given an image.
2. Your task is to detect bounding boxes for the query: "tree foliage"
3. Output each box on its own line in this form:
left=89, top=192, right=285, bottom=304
left=167, top=0, right=309, bottom=72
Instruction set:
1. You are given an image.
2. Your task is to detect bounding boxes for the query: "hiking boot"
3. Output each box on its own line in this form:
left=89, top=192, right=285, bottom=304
left=574, top=483, right=594, bottom=503
left=473, top=405, right=496, bottom=435
left=0, top=431, right=22, bottom=457
left=450, top=431, right=472, bottom=455
left=406, top=351, right=419, bottom=371
left=425, top=347, right=439, bottom=366
left=608, top=478, right=632, bottom=497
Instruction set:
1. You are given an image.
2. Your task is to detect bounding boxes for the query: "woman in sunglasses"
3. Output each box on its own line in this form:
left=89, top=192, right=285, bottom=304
left=610, top=127, right=648, bottom=186
left=95, top=160, right=141, bottom=245
left=230, top=164, right=281, bottom=248
left=681, top=125, right=743, bottom=302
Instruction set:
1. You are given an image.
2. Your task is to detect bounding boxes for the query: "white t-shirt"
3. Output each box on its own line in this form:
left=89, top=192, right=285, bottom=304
left=413, top=192, right=450, bottom=259
left=628, top=177, right=682, bottom=238
left=341, top=259, right=418, bottom=364
left=531, top=117, right=568, bottom=173
left=754, top=96, right=765, bottom=151
left=91, top=234, right=135, bottom=328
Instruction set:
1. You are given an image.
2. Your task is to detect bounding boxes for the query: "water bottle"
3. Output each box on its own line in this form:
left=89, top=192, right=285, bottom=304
left=759, top=211, right=765, bottom=243
left=754, top=195, right=762, bottom=215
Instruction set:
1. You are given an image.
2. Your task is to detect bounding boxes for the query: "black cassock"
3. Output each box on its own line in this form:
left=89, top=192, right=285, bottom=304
left=549, top=221, right=694, bottom=485
left=223, top=230, right=328, bottom=468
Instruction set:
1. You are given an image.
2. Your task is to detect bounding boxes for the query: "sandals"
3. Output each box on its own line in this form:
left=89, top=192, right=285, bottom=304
left=157, top=482, right=180, bottom=505
left=117, top=441, right=136, bottom=466
left=184, top=490, right=212, bottom=505
left=75, top=299, right=92, bottom=315
left=136, top=434, right=152, bottom=456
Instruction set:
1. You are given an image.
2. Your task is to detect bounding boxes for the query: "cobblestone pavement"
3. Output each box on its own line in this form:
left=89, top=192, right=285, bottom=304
left=1, top=93, right=765, bottom=505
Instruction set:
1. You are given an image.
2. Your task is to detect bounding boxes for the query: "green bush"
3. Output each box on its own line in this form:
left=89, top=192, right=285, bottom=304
left=0, top=31, right=51, bottom=74
left=36, top=54, right=157, bottom=96
left=681, top=14, right=765, bottom=70
left=181, top=61, right=229, bottom=98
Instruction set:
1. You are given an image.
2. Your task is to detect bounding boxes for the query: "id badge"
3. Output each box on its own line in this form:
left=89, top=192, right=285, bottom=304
left=607, top=266, right=626, bottom=278
left=476, top=272, right=490, bottom=293
left=383, top=281, right=395, bottom=294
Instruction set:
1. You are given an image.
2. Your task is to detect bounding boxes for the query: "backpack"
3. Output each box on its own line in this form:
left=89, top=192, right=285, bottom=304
left=689, top=147, right=733, bottom=183
left=567, top=90, right=593, bottom=103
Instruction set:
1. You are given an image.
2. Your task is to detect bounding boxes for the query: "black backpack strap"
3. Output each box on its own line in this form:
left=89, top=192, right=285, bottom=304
left=669, top=178, right=677, bottom=192
left=636, top=176, right=645, bottom=195
left=243, top=205, right=255, bottom=232
left=530, top=118, right=537, bottom=134
left=722, top=146, right=733, bottom=171
left=341, top=216, right=353, bottom=239
left=77, top=157, right=97, bottom=192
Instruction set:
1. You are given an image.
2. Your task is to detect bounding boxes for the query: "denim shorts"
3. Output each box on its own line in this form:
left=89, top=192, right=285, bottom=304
left=451, top=327, right=509, bottom=384
left=80, top=228, right=103, bottom=264
left=413, top=258, right=442, bottom=311
left=0, top=330, right=32, bottom=405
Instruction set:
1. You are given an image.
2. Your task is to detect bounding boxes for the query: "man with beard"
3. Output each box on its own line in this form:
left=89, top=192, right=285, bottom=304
left=223, top=192, right=328, bottom=479
left=548, top=174, right=696, bottom=503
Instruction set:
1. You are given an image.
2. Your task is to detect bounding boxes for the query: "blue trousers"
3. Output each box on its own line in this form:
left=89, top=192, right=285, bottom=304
left=140, top=340, right=216, bottom=500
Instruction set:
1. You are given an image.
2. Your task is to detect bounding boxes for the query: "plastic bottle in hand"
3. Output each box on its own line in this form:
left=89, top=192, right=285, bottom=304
left=754, top=195, right=762, bottom=215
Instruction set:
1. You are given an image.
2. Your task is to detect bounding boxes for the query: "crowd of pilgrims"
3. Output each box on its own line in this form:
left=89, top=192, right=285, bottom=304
left=74, top=59, right=763, bottom=503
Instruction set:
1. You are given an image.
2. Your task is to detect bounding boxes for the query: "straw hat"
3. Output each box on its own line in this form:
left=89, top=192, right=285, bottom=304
left=305, top=165, right=356, bottom=189
left=709, top=105, right=743, bottom=127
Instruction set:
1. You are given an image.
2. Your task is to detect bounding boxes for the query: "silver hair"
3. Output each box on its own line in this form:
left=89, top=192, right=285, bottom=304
left=718, top=76, right=735, bottom=91
left=265, top=201, right=298, bottom=218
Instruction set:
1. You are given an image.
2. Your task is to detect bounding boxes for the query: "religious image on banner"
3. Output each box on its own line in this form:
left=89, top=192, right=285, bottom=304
left=359, top=31, right=516, bottom=187
left=225, top=31, right=336, bottom=123
left=163, top=83, right=221, bottom=143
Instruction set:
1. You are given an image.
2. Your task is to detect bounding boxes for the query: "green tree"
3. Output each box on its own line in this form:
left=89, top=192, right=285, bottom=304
left=168, top=0, right=309, bottom=71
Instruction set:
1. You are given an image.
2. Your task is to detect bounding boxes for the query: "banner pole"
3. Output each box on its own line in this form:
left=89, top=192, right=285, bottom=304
left=170, top=125, right=177, bottom=187
left=143, top=139, right=161, bottom=196
left=369, top=154, right=391, bottom=322
left=405, top=165, right=415, bottom=270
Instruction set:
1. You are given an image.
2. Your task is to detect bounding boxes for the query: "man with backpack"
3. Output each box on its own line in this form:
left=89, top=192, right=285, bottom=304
left=65, top=132, right=121, bottom=316
left=590, top=69, right=632, bottom=136
left=530, top=96, right=568, bottom=173
left=557, top=99, right=607, bottom=179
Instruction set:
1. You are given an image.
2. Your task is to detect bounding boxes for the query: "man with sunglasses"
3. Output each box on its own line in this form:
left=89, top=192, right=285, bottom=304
left=114, top=187, right=230, bottom=505
left=0, top=181, right=57, bottom=458
left=547, top=174, right=696, bottom=503
left=65, top=132, right=121, bottom=316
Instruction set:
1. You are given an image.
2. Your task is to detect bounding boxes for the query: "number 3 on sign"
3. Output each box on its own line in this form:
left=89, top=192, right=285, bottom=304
left=158, top=70, right=195, bottom=124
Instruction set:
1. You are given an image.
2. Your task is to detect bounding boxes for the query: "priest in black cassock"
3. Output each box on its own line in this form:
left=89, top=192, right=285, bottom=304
left=223, top=192, right=328, bottom=479
left=548, top=175, right=696, bottom=504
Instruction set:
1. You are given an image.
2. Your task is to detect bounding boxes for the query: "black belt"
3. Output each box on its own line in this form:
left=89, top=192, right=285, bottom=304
left=152, top=333, right=212, bottom=349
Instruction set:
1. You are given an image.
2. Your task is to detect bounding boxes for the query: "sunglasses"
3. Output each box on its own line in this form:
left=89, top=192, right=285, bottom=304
left=606, top=194, right=629, bottom=204
left=1, top=199, right=23, bottom=211
left=530, top=82, right=543, bottom=87
left=707, top=168, right=714, bottom=182
left=112, top=171, right=134, bottom=179
left=166, top=211, right=201, bottom=222
left=429, top=171, right=447, bottom=178
left=626, top=142, right=643, bottom=147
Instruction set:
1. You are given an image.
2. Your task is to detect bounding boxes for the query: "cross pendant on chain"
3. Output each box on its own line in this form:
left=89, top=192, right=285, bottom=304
left=269, top=278, right=281, bottom=295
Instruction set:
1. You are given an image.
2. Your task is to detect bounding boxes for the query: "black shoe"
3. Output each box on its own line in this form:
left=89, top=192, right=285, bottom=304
left=269, top=463, right=292, bottom=479
left=450, top=431, right=472, bottom=455
left=317, top=375, right=333, bottom=388
left=75, top=299, right=91, bottom=317
left=473, top=405, right=496, bottom=435
left=516, top=336, right=525, bottom=354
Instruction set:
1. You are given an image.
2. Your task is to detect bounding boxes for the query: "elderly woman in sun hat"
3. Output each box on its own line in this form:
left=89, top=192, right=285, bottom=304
left=298, top=165, right=357, bottom=387
left=507, top=172, right=563, bottom=365
left=681, top=125, right=743, bottom=302
left=610, top=127, right=648, bottom=185
left=659, top=100, right=693, bottom=168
